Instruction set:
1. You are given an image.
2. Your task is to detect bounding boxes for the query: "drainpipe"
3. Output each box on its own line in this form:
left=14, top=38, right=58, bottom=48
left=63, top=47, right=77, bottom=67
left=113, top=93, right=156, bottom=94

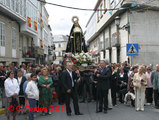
left=127, top=10, right=131, bottom=65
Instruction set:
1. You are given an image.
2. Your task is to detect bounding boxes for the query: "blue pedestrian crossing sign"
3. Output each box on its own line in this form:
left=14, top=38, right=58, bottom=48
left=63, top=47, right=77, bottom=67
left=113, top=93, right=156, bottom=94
left=127, top=44, right=139, bottom=56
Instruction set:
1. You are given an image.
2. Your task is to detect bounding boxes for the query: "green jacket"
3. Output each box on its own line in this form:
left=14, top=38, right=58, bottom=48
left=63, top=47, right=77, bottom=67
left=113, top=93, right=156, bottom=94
left=38, top=75, right=53, bottom=102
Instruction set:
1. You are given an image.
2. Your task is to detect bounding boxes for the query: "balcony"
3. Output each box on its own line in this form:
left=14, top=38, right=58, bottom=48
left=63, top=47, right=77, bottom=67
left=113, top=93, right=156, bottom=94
left=0, top=0, right=26, bottom=23
left=22, top=47, right=35, bottom=58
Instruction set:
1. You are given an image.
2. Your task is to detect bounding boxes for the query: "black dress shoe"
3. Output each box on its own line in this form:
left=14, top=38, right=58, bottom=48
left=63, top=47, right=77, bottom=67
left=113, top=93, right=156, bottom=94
left=97, top=110, right=102, bottom=112
left=155, top=106, right=159, bottom=109
left=87, top=100, right=92, bottom=103
left=104, top=110, right=107, bottom=114
left=67, top=113, right=71, bottom=116
left=75, top=112, right=83, bottom=115
left=80, top=100, right=85, bottom=103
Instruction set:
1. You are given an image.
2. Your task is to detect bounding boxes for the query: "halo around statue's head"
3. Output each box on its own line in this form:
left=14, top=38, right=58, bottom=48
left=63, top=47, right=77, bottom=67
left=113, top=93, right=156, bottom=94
left=72, top=16, right=79, bottom=24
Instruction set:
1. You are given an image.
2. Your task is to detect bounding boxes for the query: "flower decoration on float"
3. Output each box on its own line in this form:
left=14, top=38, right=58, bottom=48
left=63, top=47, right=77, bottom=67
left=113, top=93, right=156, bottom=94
left=63, top=51, right=93, bottom=68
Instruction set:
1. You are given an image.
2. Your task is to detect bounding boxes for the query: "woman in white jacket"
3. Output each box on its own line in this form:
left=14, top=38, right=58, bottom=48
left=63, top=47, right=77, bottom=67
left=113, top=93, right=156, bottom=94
left=5, top=71, right=20, bottom=120
left=25, top=73, right=39, bottom=120
left=133, top=66, right=147, bottom=111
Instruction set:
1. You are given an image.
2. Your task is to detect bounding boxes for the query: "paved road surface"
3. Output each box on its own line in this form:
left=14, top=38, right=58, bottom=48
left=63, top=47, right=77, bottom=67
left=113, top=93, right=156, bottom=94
left=0, top=101, right=159, bottom=120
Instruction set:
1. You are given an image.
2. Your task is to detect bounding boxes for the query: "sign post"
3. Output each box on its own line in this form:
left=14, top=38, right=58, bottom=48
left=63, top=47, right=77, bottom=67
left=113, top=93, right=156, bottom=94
left=126, top=44, right=139, bottom=66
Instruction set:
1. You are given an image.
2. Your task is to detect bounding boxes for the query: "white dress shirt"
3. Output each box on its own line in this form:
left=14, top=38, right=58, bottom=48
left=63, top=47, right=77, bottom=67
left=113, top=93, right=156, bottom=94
left=66, top=69, right=74, bottom=87
left=4, top=78, right=20, bottom=97
left=25, top=80, right=39, bottom=100
left=18, top=77, right=22, bottom=85
left=139, top=76, right=141, bottom=88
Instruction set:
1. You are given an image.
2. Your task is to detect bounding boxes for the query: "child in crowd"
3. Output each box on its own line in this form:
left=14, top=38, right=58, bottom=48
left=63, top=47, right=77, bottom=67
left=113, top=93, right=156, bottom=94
left=25, top=73, right=39, bottom=120
left=23, top=74, right=31, bottom=120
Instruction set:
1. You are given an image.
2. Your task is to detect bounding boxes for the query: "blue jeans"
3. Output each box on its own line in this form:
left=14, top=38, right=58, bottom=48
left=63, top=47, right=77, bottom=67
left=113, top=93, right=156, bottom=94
left=28, top=98, right=37, bottom=120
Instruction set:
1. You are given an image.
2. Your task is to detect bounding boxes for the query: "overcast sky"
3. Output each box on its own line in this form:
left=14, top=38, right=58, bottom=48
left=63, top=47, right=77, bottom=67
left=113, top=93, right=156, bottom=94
left=45, top=0, right=97, bottom=35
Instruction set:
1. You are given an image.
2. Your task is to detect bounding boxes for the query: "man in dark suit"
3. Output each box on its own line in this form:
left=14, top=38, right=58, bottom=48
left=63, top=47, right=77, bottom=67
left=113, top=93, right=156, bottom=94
left=61, top=62, right=83, bottom=116
left=96, top=59, right=112, bottom=113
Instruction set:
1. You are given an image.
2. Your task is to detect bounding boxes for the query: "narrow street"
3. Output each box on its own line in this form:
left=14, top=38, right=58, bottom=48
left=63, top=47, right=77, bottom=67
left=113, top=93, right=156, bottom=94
left=1, top=101, right=159, bottom=120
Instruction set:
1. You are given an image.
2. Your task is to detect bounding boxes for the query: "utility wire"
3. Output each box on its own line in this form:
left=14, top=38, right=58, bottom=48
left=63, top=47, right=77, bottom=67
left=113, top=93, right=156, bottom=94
left=37, top=0, right=157, bottom=12
left=37, top=0, right=128, bottom=11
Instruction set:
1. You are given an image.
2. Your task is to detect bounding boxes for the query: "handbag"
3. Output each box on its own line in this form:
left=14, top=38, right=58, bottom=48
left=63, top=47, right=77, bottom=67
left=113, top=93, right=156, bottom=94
left=52, top=89, right=58, bottom=99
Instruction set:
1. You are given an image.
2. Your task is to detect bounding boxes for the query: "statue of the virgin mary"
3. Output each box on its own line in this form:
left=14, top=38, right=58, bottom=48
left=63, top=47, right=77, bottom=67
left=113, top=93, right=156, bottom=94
left=66, top=16, right=87, bottom=54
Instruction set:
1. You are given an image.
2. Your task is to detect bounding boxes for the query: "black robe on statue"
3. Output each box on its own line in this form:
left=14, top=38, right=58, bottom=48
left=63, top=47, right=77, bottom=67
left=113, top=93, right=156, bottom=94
left=66, top=24, right=87, bottom=54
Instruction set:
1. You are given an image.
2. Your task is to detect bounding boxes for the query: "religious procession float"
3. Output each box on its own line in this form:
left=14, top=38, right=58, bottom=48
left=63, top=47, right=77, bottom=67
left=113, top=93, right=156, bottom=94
left=63, top=16, right=97, bottom=72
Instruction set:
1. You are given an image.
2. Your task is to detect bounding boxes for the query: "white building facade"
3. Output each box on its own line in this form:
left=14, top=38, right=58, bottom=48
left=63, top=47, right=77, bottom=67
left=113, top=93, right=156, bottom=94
left=0, top=0, right=53, bottom=65
left=53, top=35, right=68, bottom=64
left=86, top=0, right=159, bottom=65
left=0, top=0, right=26, bottom=65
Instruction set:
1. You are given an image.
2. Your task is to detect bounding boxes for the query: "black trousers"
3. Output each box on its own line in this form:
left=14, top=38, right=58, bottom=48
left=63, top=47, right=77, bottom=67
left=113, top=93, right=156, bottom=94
left=111, top=87, right=117, bottom=106
left=56, top=86, right=65, bottom=104
left=98, top=89, right=108, bottom=111
left=146, top=88, right=153, bottom=103
left=92, top=83, right=97, bottom=100
left=154, top=90, right=159, bottom=107
left=65, top=89, right=80, bottom=114
left=19, top=96, right=25, bottom=106
left=82, top=83, right=93, bottom=101
left=119, top=89, right=127, bottom=103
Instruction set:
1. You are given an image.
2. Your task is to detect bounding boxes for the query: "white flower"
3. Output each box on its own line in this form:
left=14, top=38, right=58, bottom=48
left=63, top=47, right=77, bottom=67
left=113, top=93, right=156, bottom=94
left=85, top=53, right=89, bottom=57
left=77, top=55, right=80, bottom=58
left=72, top=54, right=75, bottom=57
left=88, top=56, right=92, bottom=60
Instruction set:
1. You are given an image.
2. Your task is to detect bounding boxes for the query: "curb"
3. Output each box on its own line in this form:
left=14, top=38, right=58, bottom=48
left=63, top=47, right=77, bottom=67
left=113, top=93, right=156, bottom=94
left=0, top=108, right=5, bottom=114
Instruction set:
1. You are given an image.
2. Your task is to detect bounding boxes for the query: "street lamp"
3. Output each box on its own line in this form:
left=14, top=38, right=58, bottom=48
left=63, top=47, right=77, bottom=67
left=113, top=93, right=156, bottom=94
left=115, top=16, right=120, bottom=26
left=114, top=16, right=130, bottom=32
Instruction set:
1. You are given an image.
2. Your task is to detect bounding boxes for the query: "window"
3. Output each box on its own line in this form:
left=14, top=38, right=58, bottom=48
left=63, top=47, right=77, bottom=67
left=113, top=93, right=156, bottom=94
left=59, top=52, right=61, bottom=56
left=19, top=36, right=23, bottom=49
left=11, top=0, right=15, bottom=11
left=26, top=2, right=37, bottom=30
left=100, top=4, right=103, bottom=18
left=58, top=43, right=61, bottom=48
left=16, top=0, right=19, bottom=13
left=55, top=52, right=59, bottom=56
left=110, top=0, right=114, bottom=9
left=6, top=0, right=10, bottom=8
left=20, top=0, right=22, bottom=15
left=23, top=0, right=26, bottom=17
left=94, top=41, right=97, bottom=48
left=0, top=22, right=5, bottom=47
left=44, top=30, right=48, bottom=43
left=12, top=28, right=16, bottom=49
left=104, top=0, right=107, bottom=9
left=97, top=10, right=99, bottom=22
left=117, top=46, right=120, bottom=63
left=55, top=43, right=58, bottom=48
left=110, top=0, right=120, bottom=9
left=0, top=0, right=4, bottom=4
left=31, top=0, right=37, bottom=7
left=27, top=37, right=29, bottom=47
